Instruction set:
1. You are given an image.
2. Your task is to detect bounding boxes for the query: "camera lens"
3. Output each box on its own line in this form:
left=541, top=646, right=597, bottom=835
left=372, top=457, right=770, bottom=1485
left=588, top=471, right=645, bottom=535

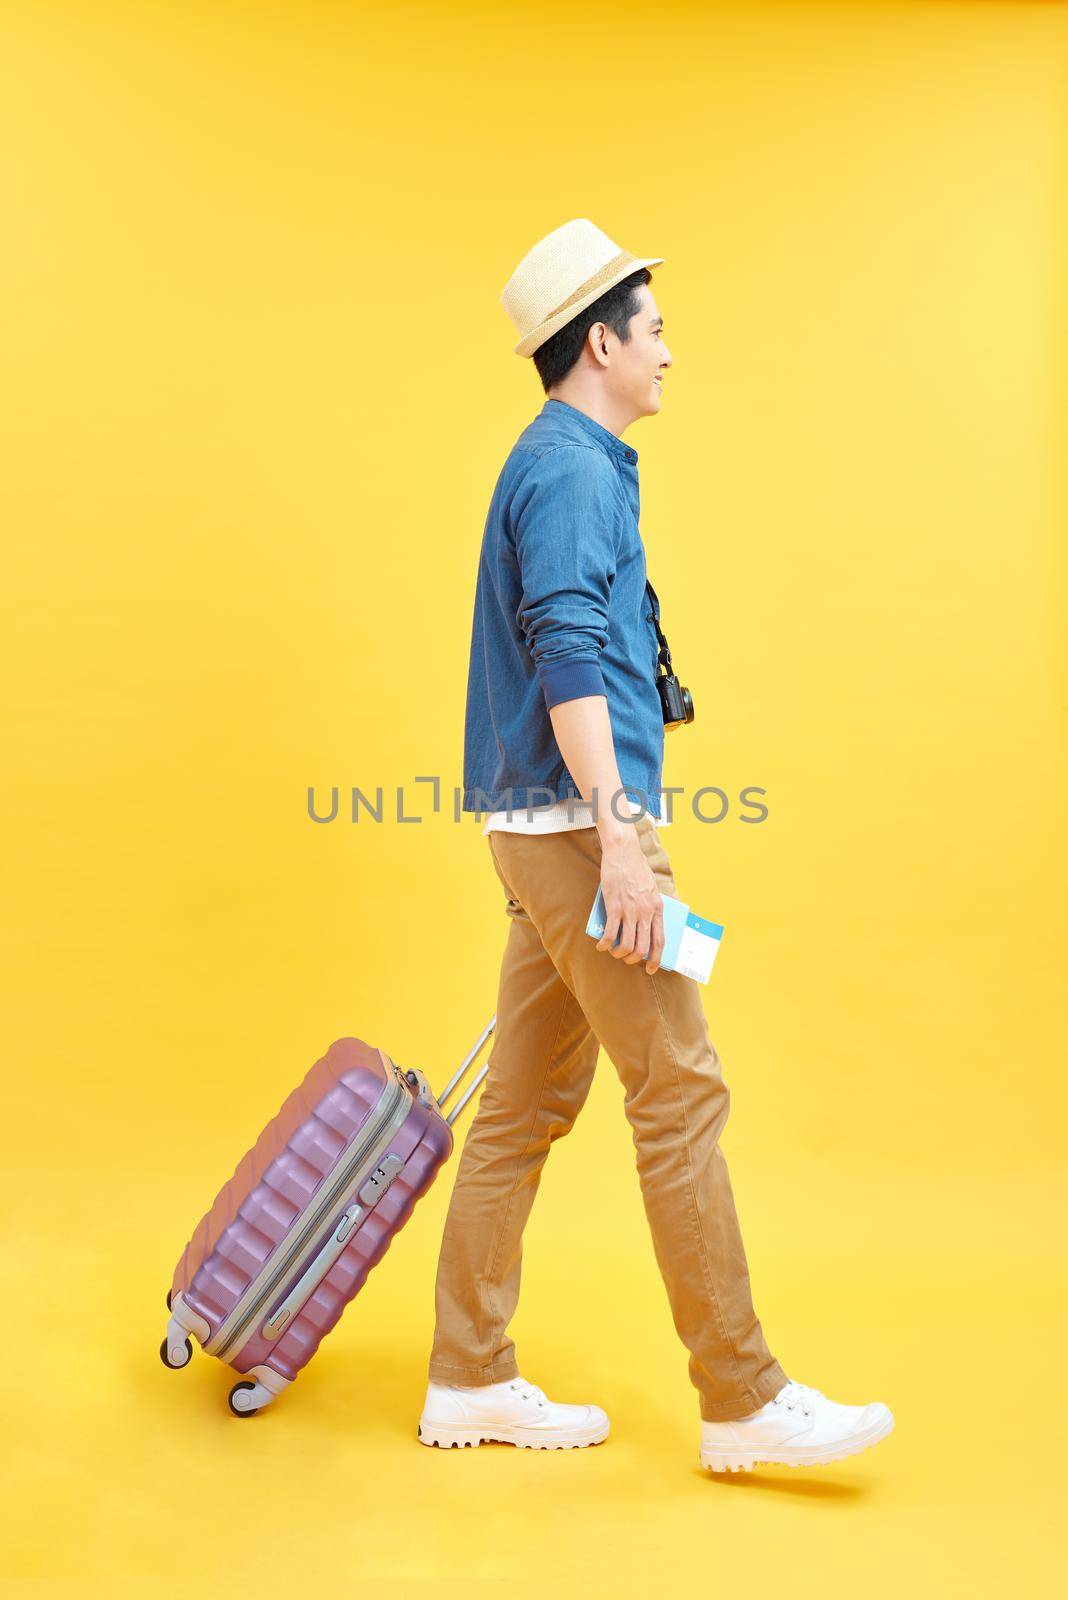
left=681, top=686, right=694, bottom=723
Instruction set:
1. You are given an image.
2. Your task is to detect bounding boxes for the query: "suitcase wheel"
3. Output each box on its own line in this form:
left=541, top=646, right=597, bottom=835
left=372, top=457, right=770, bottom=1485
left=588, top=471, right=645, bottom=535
left=160, top=1334, right=192, bottom=1370
left=228, top=1379, right=276, bottom=1418
left=228, top=1382, right=259, bottom=1417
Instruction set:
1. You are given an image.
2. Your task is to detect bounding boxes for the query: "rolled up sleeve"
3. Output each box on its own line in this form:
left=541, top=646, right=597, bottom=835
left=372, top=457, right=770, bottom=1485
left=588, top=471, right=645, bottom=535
left=513, top=447, right=619, bottom=711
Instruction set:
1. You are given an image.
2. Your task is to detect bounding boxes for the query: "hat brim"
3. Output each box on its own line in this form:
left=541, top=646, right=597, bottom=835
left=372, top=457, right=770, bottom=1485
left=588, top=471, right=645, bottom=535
left=513, top=255, right=665, bottom=358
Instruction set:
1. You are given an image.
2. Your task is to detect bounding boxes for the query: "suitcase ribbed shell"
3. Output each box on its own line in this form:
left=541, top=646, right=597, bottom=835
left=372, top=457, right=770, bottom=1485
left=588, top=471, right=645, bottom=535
left=170, top=1036, right=453, bottom=1384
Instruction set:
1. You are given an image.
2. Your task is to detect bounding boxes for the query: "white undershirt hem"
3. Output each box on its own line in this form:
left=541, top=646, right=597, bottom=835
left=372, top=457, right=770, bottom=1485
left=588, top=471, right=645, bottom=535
left=481, top=792, right=671, bottom=836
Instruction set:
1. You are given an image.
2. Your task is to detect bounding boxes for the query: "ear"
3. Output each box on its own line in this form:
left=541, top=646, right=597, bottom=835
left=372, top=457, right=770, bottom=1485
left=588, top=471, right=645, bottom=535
left=585, top=321, right=612, bottom=368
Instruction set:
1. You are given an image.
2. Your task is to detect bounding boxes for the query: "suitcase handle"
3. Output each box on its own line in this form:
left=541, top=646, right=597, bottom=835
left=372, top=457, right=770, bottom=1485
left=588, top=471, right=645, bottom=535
left=436, top=1015, right=496, bottom=1126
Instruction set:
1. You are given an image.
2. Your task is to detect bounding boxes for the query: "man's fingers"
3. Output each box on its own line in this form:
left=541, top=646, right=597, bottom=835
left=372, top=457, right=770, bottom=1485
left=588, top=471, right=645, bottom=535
left=612, top=913, right=638, bottom=958
left=597, top=891, right=666, bottom=967
left=596, top=899, right=623, bottom=953
left=624, top=916, right=653, bottom=965
left=599, top=904, right=636, bottom=958
left=645, top=910, right=665, bottom=974
left=596, top=884, right=666, bottom=967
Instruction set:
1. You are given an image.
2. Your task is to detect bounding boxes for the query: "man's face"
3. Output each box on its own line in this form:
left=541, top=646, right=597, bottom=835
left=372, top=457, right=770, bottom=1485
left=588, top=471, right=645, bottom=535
left=602, top=283, right=672, bottom=419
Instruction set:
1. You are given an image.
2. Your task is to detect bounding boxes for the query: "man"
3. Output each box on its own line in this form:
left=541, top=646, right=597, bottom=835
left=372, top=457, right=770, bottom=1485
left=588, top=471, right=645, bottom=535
left=418, top=219, right=894, bottom=1473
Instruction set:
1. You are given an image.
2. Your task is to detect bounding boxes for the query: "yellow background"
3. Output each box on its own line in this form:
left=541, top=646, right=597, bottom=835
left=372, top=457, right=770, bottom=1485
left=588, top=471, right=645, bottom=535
left=3, top=0, right=1065, bottom=1592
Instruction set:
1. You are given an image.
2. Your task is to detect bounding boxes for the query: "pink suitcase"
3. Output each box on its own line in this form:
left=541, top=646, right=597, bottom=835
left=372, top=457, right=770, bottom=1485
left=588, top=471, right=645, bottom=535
left=160, top=1017, right=495, bottom=1416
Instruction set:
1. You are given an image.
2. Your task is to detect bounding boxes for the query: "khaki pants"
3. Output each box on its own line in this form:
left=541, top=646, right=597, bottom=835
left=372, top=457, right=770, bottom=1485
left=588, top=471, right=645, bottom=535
left=428, top=812, right=789, bottom=1421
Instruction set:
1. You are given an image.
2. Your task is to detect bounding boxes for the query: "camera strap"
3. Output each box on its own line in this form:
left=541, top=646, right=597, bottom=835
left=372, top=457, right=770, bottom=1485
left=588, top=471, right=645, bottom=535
left=645, top=578, right=674, bottom=676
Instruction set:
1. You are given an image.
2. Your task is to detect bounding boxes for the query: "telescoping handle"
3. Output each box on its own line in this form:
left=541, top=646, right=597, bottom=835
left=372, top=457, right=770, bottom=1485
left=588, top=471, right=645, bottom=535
left=436, top=1015, right=496, bottom=1126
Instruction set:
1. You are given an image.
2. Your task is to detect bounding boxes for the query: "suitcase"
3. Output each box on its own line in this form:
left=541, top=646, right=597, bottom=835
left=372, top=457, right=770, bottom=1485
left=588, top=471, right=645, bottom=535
left=160, top=1016, right=496, bottom=1416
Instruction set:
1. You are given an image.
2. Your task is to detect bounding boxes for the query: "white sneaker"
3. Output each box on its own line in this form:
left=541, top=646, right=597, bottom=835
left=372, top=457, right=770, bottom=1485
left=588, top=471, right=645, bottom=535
left=418, top=1376, right=610, bottom=1451
left=699, top=1380, right=894, bottom=1472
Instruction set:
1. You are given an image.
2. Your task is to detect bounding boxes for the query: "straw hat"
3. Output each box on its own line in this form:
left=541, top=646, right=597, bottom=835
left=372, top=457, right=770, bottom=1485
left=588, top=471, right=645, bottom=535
left=500, top=218, right=664, bottom=359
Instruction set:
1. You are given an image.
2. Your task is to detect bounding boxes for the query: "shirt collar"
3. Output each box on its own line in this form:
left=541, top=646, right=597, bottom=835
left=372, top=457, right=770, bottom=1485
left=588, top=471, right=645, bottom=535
left=541, top=398, right=639, bottom=466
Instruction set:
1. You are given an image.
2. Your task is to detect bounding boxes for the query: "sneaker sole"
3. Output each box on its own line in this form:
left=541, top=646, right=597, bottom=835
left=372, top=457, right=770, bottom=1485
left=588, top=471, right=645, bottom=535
left=700, top=1411, right=894, bottom=1473
left=418, top=1420, right=610, bottom=1451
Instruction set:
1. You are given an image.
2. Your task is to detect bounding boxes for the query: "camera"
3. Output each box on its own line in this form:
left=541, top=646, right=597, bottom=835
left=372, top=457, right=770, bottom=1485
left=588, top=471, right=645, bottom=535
left=656, top=671, right=695, bottom=731
left=646, top=579, right=695, bottom=731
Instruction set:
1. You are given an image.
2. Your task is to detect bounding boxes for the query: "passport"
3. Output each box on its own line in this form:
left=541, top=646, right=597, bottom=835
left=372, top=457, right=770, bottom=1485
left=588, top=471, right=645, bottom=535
left=585, top=887, right=724, bottom=984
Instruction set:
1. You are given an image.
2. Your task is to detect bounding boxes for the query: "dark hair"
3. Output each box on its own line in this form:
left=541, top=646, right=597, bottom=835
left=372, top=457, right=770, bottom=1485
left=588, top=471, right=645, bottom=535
left=532, top=267, right=652, bottom=393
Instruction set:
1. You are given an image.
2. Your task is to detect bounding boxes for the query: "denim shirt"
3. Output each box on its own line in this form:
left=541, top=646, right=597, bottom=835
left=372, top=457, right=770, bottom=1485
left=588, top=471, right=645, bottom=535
left=462, top=398, right=666, bottom=820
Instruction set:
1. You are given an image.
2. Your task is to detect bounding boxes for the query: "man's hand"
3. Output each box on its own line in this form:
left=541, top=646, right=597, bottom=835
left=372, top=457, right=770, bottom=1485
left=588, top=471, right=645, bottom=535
left=545, top=694, right=664, bottom=975
left=596, top=823, right=665, bottom=974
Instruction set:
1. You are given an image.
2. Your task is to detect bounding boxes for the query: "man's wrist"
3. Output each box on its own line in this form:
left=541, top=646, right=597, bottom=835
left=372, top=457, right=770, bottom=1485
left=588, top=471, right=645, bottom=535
left=589, top=783, right=635, bottom=846
left=597, top=813, right=636, bottom=849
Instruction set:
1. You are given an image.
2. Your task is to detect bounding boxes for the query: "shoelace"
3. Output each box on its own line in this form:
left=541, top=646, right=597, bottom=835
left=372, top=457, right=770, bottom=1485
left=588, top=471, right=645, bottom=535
left=510, top=1379, right=547, bottom=1408
left=771, top=1380, right=823, bottom=1418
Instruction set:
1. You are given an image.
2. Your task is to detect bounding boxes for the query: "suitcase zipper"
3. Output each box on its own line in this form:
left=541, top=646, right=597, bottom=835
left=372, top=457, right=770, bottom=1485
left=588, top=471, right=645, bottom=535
left=258, top=1202, right=366, bottom=1343
left=206, top=1062, right=409, bottom=1362
left=258, top=1151, right=406, bottom=1342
